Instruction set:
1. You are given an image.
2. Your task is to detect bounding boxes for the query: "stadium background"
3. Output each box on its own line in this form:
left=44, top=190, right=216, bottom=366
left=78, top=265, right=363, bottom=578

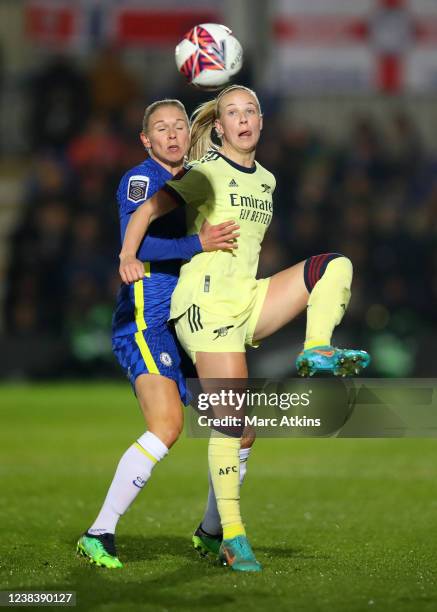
left=0, top=0, right=436, bottom=380
left=1, top=2, right=437, bottom=611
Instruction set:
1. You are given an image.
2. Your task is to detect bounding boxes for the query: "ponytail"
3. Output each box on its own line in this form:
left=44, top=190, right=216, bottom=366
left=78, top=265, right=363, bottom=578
left=188, top=99, right=218, bottom=162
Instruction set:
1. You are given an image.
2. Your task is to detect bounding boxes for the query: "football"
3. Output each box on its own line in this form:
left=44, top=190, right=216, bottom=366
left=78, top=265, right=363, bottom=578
left=175, top=23, right=243, bottom=90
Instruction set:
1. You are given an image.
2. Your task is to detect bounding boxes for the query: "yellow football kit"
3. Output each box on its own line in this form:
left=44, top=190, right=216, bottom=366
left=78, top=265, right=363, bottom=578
left=164, top=150, right=276, bottom=361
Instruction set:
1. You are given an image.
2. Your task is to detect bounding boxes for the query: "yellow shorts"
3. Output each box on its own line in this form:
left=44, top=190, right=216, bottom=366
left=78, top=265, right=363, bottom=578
left=174, top=278, right=270, bottom=363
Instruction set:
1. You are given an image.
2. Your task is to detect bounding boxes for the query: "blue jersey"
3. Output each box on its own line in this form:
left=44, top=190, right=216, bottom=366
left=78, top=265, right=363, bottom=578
left=112, top=157, right=202, bottom=338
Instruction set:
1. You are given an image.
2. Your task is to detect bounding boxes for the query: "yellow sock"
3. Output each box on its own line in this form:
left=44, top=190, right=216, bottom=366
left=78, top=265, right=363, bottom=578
left=304, top=257, right=353, bottom=350
left=208, top=433, right=245, bottom=540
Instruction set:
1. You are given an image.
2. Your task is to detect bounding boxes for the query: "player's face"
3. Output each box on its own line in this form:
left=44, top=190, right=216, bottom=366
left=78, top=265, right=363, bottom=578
left=215, top=90, right=263, bottom=156
left=141, top=106, right=190, bottom=170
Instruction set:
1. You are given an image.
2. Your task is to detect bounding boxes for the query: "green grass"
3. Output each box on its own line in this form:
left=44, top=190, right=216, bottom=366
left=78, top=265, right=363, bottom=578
left=1, top=383, right=437, bottom=612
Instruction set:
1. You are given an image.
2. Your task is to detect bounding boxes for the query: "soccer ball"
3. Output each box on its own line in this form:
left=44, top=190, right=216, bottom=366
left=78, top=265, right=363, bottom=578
left=175, top=23, right=243, bottom=90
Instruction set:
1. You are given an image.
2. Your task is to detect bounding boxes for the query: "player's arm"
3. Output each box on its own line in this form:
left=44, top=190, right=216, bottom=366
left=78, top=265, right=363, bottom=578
left=137, top=234, right=203, bottom=263
left=119, top=190, right=239, bottom=284
left=137, top=220, right=239, bottom=263
left=119, top=190, right=174, bottom=284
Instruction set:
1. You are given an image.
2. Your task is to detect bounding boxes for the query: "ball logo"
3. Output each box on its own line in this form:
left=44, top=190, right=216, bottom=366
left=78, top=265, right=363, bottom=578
left=175, top=23, right=243, bottom=89
left=160, top=352, right=173, bottom=367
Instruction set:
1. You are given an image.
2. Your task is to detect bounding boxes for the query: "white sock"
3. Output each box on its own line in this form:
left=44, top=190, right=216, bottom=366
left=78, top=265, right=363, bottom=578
left=201, top=447, right=251, bottom=536
left=88, top=431, right=168, bottom=535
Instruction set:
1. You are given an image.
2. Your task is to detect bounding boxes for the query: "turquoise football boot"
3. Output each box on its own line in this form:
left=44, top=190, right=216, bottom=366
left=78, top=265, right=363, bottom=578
left=296, top=346, right=371, bottom=377
left=219, top=535, right=262, bottom=572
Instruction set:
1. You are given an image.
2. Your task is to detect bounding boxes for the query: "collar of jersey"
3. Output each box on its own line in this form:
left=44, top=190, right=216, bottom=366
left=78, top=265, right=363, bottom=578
left=143, top=156, right=173, bottom=179
left=216, top=152, right=257, bottom=174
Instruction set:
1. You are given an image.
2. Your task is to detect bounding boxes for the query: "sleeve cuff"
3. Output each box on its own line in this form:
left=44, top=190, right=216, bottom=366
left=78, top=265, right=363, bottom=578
left=186, top=234, right=203, bottom=256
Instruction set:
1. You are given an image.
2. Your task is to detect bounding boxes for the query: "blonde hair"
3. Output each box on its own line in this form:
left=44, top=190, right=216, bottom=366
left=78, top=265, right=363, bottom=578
left=188, top=85, right=262, bottom=161
left=142, top=99, right=189, bottom=134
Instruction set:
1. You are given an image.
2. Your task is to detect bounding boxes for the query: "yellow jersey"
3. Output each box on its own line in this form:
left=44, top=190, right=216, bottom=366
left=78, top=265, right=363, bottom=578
left=164, top=150, right=276, bottom=318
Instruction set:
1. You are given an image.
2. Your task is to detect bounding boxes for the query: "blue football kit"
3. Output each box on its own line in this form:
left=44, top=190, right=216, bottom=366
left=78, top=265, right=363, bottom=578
left=112, top=157, right=201, bottom=404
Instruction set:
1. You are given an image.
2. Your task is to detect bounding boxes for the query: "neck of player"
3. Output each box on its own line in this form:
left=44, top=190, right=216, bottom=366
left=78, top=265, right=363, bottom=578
left=150, top=152, right=184, bottom=176
left=219, top=143, right=256, bottom=169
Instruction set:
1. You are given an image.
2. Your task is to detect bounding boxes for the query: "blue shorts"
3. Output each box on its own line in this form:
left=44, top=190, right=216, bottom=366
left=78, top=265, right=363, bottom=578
left=112, top=324, right=195, bottom=406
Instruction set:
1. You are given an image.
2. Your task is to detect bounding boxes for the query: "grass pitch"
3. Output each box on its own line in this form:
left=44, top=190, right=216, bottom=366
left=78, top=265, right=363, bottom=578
left=1, top=383, right=437, bottom=612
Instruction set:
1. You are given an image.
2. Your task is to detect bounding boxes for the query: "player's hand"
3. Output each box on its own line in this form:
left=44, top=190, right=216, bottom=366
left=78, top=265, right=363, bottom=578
left=199, top=219, right=240, bottom=252
left=119, top=254, right=145, bottom=284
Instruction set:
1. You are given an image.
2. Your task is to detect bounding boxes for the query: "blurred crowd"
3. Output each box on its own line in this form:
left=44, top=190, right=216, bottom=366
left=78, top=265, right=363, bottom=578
left=3, top=50, right=436, bottom=376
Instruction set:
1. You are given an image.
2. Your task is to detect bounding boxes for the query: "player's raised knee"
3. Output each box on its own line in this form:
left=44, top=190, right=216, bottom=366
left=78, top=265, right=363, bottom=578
left=330, top=255, right=353, bottom=285
left=304, top=253, right=352, bottom=292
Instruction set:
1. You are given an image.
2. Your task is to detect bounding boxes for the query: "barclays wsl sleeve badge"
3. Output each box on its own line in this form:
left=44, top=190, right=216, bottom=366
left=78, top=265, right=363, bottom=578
left=127, top=175, right=150, bottom=203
